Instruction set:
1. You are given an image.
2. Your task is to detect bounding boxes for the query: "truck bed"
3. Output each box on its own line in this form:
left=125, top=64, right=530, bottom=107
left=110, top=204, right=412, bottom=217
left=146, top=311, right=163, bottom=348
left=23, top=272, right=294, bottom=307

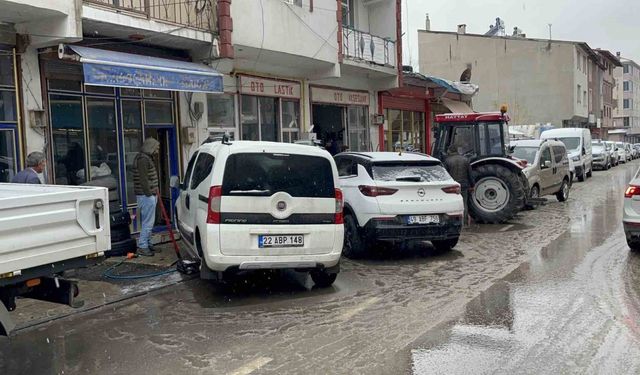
left=0, top=183, right=110, bottom=275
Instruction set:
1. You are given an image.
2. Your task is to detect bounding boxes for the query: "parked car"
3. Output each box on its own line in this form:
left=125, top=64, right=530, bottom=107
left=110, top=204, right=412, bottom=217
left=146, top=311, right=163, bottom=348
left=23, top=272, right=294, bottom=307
left=626, top=143, right=635, bottom=161
left=615, top=142, right=629, bottom=163
left=591, top=140, right=612, bottom=170
left=511, top=139, right=571, bottom=203
left=623, top=168, right=640, bottom=251
left=334, top=152, right=464, bottom=257
left=173, top=141, right=344, bottom=287
left=540, top=128, right=592, bottom=182
left=634, top=144, right=640, bottom=160
left=604, top=141, right=620, bottom=166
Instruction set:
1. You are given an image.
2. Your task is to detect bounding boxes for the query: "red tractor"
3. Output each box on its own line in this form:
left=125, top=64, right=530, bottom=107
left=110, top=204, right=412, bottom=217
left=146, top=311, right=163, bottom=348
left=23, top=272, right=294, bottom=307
left=432, top=109, right=529, bottom=223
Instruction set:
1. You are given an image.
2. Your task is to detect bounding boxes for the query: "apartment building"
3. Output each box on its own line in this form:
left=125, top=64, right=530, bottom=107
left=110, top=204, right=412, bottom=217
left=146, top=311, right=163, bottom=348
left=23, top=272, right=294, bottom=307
left=613, top=56, right=640, bottom=139
left=417, top=27, right=615, bottom=133
left=0, top=0, right=401, bottom=233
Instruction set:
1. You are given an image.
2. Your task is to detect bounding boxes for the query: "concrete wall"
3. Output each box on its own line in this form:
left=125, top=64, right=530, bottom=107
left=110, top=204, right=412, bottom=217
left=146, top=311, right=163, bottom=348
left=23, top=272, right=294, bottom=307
left=12, top=0, right=81, bottom=47
left=573, top=47, right=589, bottom=120
left=418, top=31, right=581, bottom=126
left=231, top=0, right=338, bottom=65
left=614, top=61, right=640, bottom=128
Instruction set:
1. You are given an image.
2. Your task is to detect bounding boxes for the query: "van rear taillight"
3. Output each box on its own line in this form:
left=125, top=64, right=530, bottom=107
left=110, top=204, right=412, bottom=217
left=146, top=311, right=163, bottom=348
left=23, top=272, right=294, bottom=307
left=358, top=185, right=398, bottom=197
left=335, top=188, right=344, bottom=224
left=207, top=185, right=222, bottom=224
left=625, top=185, right=640, bottom=198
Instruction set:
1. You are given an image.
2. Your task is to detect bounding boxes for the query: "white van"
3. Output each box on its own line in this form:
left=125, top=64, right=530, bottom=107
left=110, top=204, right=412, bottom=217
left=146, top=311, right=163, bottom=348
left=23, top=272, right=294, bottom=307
left=540, top=128, right=593, bottom=182
left=173, top=141, right=344, bottom=287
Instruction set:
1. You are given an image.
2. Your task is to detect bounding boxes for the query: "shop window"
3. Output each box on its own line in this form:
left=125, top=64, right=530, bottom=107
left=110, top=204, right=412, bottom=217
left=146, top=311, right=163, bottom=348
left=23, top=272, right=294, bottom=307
left=49, top=79, right=82, bottom=92
left=385, top=110, right=424, bottom=152
left=86, top=97, right=121, bottom=202
left=0, top=91, right=16, bottom=121
left=190, top=154, right=215, bottom=189
left=122, top=100, right=143, bottom=205
left=241, top=95, right=259, bottom=141
left=85, top=85, right=115, bottom=95
left=0, top=54, right=14, bottom=87
left=282, top=100, right=300, bottom=143
left=50, top=94, right=86, bottom=185
left=145, top=100, right=174, bottom=124
left=144, top=89, right=172, bottom=99
left=121, top=88, right=141, bottom=97
left=207, top=93, right=235, bottom=128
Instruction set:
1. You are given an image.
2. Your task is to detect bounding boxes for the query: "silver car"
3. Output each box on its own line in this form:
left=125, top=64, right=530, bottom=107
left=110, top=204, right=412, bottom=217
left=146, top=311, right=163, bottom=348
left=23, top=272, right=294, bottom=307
left=591, top=140, right=612, bottom=170
left=511, top=139, right=571, bottom=204
left=624, top=168, right=640, bottom=251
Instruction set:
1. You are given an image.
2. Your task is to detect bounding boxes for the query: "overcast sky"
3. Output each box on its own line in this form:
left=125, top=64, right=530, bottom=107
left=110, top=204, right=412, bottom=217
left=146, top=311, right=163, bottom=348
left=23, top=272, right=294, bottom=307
left=402, top=0, right=640, bottom=70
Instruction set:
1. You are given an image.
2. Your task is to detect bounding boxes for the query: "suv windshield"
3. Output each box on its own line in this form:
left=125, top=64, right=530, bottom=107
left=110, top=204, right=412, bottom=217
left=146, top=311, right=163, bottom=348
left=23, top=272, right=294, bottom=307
left=222, top=153, right=334, bottom=197
left=512, top=146, right=538, bottom=164
left=557, top=137, right=581, bottom=151
left=372, top=162, right=450, bottom=182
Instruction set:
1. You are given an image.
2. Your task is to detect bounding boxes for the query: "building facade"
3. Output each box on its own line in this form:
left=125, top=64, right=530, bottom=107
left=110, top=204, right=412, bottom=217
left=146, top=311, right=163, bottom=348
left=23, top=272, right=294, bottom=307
left=417, top=28, right=614, bottom=132
left=613, top=56, right=640, bottom=141
left=0, top=0, right=402, bottom=233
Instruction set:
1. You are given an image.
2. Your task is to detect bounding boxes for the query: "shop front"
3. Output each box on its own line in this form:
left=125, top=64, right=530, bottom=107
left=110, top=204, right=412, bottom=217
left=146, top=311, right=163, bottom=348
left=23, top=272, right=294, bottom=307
left=43, top=45, right=222, bottom=231
left=310, top=86, right=369, bottom=153
left=0, top=46, right=22, bottom=182
left=238, top=75, right=301, bottom=143
left=379, top=92, right=428, bottom=153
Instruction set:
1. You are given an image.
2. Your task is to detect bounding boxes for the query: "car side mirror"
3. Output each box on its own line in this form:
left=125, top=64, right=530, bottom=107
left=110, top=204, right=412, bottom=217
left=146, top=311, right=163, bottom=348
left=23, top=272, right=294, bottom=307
left=543, top=160, right=552, bottom=169
left=170, top=175, right=181, bottom=189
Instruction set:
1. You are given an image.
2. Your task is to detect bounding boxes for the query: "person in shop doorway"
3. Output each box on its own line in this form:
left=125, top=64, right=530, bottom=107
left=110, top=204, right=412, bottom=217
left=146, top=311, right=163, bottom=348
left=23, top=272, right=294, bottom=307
left=133, top=138, right=160, bottom=257
left=11, top=151, right=45, bottom=184
left=443, top=144, right=474, bottom=226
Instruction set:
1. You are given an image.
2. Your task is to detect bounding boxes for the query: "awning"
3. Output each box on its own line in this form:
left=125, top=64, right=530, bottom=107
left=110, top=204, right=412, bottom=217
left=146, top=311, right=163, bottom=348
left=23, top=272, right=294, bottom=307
left=60, top=44, right=223, bottom=93
left=425, top=76, right=479, bottom=96
left=441, top=98, right=474, bottom=114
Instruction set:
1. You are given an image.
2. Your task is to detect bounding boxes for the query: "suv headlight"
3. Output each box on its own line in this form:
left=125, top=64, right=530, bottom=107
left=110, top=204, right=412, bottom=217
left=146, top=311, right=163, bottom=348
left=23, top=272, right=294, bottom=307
left=571, top=156, right=580, bottom=162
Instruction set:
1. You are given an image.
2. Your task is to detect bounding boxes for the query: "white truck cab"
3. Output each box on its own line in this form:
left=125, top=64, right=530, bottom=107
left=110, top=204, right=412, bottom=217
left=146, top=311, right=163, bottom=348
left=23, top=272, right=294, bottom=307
left=540, top=128, right=593, bottom=182
left=174, top=141, right=344, bottom=287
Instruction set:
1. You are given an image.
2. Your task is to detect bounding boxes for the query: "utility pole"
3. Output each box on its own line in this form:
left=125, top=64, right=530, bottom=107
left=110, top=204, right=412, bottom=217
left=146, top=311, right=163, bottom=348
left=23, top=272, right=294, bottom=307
left=548, top=23, right=553, bottom=40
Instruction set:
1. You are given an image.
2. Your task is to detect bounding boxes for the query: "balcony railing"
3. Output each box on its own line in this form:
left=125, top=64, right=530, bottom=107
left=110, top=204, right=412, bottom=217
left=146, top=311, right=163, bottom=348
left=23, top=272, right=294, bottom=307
left=342, top=26, right=396, bottom=68
left=84, top=0, right=217, bottom=32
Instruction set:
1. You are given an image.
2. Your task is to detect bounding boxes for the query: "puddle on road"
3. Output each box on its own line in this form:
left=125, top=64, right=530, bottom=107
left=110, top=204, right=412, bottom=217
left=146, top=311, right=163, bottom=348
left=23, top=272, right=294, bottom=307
left=411, top=166, right=640, bottom=374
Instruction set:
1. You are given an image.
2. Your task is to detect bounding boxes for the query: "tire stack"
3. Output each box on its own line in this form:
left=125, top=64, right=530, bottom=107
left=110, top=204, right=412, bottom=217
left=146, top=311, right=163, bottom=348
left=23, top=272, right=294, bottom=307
left=107, top=203, right=136, bottom=257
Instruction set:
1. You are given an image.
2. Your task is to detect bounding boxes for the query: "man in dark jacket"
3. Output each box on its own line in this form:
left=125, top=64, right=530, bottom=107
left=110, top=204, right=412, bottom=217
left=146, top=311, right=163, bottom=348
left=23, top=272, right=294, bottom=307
left=11, top=151, right=45, bottom=184
left=444, top=144, right=474, bottom=225
left=132, top=138, right=160, bottom=256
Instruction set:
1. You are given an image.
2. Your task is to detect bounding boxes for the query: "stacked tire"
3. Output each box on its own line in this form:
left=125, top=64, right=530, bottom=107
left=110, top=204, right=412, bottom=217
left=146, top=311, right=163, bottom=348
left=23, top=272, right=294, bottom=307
left=107, top=204, right=136, bottom=257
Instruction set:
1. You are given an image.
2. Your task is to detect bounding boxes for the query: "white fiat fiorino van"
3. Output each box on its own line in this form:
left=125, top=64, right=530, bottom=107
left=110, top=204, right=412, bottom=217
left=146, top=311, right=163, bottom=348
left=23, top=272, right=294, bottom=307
left=173, top=140, right=344, bottom=287
left=540, top=128, right=593, bottom=182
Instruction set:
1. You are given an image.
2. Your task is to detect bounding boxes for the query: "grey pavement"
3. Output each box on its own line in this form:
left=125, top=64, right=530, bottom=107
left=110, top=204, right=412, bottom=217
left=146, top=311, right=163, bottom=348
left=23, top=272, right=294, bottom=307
left=1, top=162, right=640, bottom=374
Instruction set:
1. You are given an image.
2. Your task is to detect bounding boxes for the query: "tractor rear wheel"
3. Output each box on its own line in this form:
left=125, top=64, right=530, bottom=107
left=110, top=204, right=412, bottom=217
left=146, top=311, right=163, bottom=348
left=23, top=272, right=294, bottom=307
left=470, top=164, right=526, bottom=224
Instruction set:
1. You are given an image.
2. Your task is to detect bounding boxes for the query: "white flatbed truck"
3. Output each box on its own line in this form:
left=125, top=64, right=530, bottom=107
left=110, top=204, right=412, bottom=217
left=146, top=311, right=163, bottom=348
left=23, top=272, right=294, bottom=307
left=0, top=183, right=110, bottom=335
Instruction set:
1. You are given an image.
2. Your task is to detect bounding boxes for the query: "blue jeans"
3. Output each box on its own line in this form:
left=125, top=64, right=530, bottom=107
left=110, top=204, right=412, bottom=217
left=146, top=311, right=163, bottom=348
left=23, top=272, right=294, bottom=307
left=137, top=195, right=157, bottom=249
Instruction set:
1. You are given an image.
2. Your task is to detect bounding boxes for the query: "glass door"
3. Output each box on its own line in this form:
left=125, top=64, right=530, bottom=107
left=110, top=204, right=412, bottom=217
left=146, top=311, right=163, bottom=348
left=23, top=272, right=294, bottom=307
left=144, top=126, right=179, bottom=226
left=0, top=128, right=16, bottom=182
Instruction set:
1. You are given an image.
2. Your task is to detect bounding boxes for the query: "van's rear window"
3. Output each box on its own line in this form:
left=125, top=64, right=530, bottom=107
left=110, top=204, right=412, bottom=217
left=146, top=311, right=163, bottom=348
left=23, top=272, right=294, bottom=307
left=222, top=153, right=334, bottom=198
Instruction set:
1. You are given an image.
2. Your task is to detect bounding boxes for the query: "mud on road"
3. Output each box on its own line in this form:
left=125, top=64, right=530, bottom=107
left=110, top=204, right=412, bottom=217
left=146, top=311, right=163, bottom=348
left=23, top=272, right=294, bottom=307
left=1, top=162, right=639, bottom=375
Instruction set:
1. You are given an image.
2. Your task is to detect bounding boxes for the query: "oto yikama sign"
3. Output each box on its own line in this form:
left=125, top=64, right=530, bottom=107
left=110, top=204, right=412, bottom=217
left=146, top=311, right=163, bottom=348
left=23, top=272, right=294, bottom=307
left=311, top=87, right=369, bottom=106
left=239, top=76, right=301, bottom=99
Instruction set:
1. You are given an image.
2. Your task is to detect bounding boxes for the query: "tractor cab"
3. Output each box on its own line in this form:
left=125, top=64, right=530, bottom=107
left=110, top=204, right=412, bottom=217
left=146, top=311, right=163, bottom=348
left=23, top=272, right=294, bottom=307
left=432, top=108, right=529, bottom=224
left=433, top=112, right=511, bottom=162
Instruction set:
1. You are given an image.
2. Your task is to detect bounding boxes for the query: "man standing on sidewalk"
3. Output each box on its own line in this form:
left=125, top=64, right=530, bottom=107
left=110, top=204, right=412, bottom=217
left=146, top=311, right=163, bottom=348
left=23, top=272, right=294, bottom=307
left=444, top=144, right=474, bottom=225
left=133, top=138, right=160, bottom=257
left=11, top=151, right=45, bottom=184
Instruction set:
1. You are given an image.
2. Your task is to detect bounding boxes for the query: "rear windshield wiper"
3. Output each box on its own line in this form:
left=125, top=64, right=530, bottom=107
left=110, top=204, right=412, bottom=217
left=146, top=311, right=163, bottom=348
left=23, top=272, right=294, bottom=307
left=395, top=176, right=422, bottom=182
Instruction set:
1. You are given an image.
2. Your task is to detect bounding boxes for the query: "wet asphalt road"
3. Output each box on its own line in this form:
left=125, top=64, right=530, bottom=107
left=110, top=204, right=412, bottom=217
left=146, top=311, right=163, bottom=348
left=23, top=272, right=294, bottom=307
left=2, top=162, right=640, bottom=374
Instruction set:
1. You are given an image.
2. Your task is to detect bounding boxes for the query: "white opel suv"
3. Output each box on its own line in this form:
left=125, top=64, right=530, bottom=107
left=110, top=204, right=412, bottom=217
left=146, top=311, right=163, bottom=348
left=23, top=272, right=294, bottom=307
left=334, top=152, right=464, bottom=257
left=174, top=141, right=344, bottom=287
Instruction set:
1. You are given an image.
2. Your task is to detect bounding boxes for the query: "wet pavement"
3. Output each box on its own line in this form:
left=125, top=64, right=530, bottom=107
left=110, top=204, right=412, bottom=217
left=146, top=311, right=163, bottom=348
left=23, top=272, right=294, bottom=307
left=2, top=162, right=640, bottom=374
